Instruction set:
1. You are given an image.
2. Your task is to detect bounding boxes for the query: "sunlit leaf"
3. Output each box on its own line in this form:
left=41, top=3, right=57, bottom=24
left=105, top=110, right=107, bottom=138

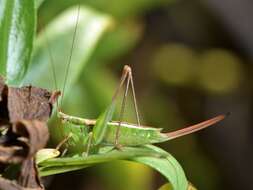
left=35, top=0, right=45, bottom=9
left=22, top=6, right=113, bottom=93
left=0, top=0, right=36, bottom=85
left=89, top=20, right=143, bottom=63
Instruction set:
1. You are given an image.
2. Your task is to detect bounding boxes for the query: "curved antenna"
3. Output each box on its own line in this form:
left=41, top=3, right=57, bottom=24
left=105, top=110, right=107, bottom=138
left=45, top=35, right=59, bottom=108
left=60, top=4, right=81, bottom=108
left=46, top=37, right=58, bottom=91
left=40, top=15, right=59, bottom=108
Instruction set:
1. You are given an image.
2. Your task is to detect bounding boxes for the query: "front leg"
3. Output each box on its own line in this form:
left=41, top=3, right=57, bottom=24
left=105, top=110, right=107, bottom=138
left=82, top=132, right=93, bottom=157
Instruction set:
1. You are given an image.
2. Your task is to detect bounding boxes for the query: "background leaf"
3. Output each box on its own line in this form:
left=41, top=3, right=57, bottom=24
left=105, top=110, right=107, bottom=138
left=22, top=6, right=113, bottom=92
left=35, top=0, right=45, bottom=9
left=38, top=0, right=171, bottom=23
left=0, top=0, right=36, bottom=85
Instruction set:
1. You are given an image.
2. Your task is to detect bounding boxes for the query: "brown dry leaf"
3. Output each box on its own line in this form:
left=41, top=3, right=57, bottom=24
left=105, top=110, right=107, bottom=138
left=0, top=79, right=56, bottom=189
left=8, top=86, right=53, bottom=123
left=0, top=120, right=49, bottom=164
left=0, top=176, right=44, bottom=190
left=18, top=158, right=43, bottom=189
left=13, top=121, right=48, bottom=189
left=0, top=177, right=24, bottom=190
left=0, top=146, right=25, bottom=164
left=12, top=120, right=49, bottom=157
left=0, top=120, right=49, bottom=189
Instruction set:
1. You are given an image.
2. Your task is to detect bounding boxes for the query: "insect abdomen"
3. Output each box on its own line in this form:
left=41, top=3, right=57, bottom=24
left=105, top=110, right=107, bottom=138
left=103, top=123, right=168, bottom=146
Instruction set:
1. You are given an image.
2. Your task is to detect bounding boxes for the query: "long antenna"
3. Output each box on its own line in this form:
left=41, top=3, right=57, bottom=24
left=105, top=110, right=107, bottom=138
left=46, top=38, right=58, bottom=91
left=40, top=15, right=59, bottom=108
left=61, top=4, right=81, bottom=107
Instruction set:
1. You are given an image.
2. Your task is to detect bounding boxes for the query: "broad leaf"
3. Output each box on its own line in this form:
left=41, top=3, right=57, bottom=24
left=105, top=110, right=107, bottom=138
left=22, top=6, right=113, bottom=93
left=38, top=145, right=188, bottom=190
left=0, top=0, right=36, bottom=85
left=131, top=145, right=188, bottom=190
left=35, top=0, right=45, bottom=9
left=38, top=146, right=165, bottom=176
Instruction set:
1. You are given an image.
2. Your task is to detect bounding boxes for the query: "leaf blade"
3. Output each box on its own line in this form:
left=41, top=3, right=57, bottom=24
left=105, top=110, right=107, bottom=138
left=22, top=6, right=113, bottom=93
left=0, top=0, right=36, bottom=85
left=38, top=145, right=188, bottom=190
left=130, top=145, right=188, bottom=190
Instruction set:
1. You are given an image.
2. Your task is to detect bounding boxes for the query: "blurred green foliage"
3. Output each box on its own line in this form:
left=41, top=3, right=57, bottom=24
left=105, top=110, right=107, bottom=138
left=38, top=0, right=170, bottom=21
left=152, top=44, right=244, bottom=94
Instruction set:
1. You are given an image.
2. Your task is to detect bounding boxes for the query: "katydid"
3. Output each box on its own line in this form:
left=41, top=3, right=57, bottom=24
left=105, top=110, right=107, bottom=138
left=56, top=65, right=226, bottom=153
left=33, top=7, right=228, bottom=188
left=37, top=5, right=226, bottom=160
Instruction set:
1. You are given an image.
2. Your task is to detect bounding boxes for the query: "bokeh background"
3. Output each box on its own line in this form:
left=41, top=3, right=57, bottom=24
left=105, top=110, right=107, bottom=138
left=35, top=0, right=253, bottom=189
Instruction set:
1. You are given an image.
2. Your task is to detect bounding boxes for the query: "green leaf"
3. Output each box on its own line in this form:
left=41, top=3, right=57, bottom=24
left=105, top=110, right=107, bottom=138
left=0, top=0, right=36, bottom=85
left=39, top=164, right=91, bottom=177
left=38, top=145, right=188, bottom=190
left=92, top=100, right=116, bottom=145
left=22, top=6, right=113, bottom=92
left=38, top=146, right=165, bottom=176
left=89, top=20, right=143, bottom=63
left=131, top=145, right=188, bottom=190
left=38, top=0, right=172, bottom=23
left=83, top=0, right=171, bottom=19
left=35, top=0, right=45, bottom=9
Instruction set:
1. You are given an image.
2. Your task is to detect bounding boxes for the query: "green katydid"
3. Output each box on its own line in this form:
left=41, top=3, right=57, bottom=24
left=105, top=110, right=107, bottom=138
left=35, top=4, right=226, bottom=159
left=35, top=65, right=226, bottom=160
left=36, top=64, right=226, bottom=181
left=54, top=65, right=226, bottom=153
left=34, top=5, right=225, bottom=186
